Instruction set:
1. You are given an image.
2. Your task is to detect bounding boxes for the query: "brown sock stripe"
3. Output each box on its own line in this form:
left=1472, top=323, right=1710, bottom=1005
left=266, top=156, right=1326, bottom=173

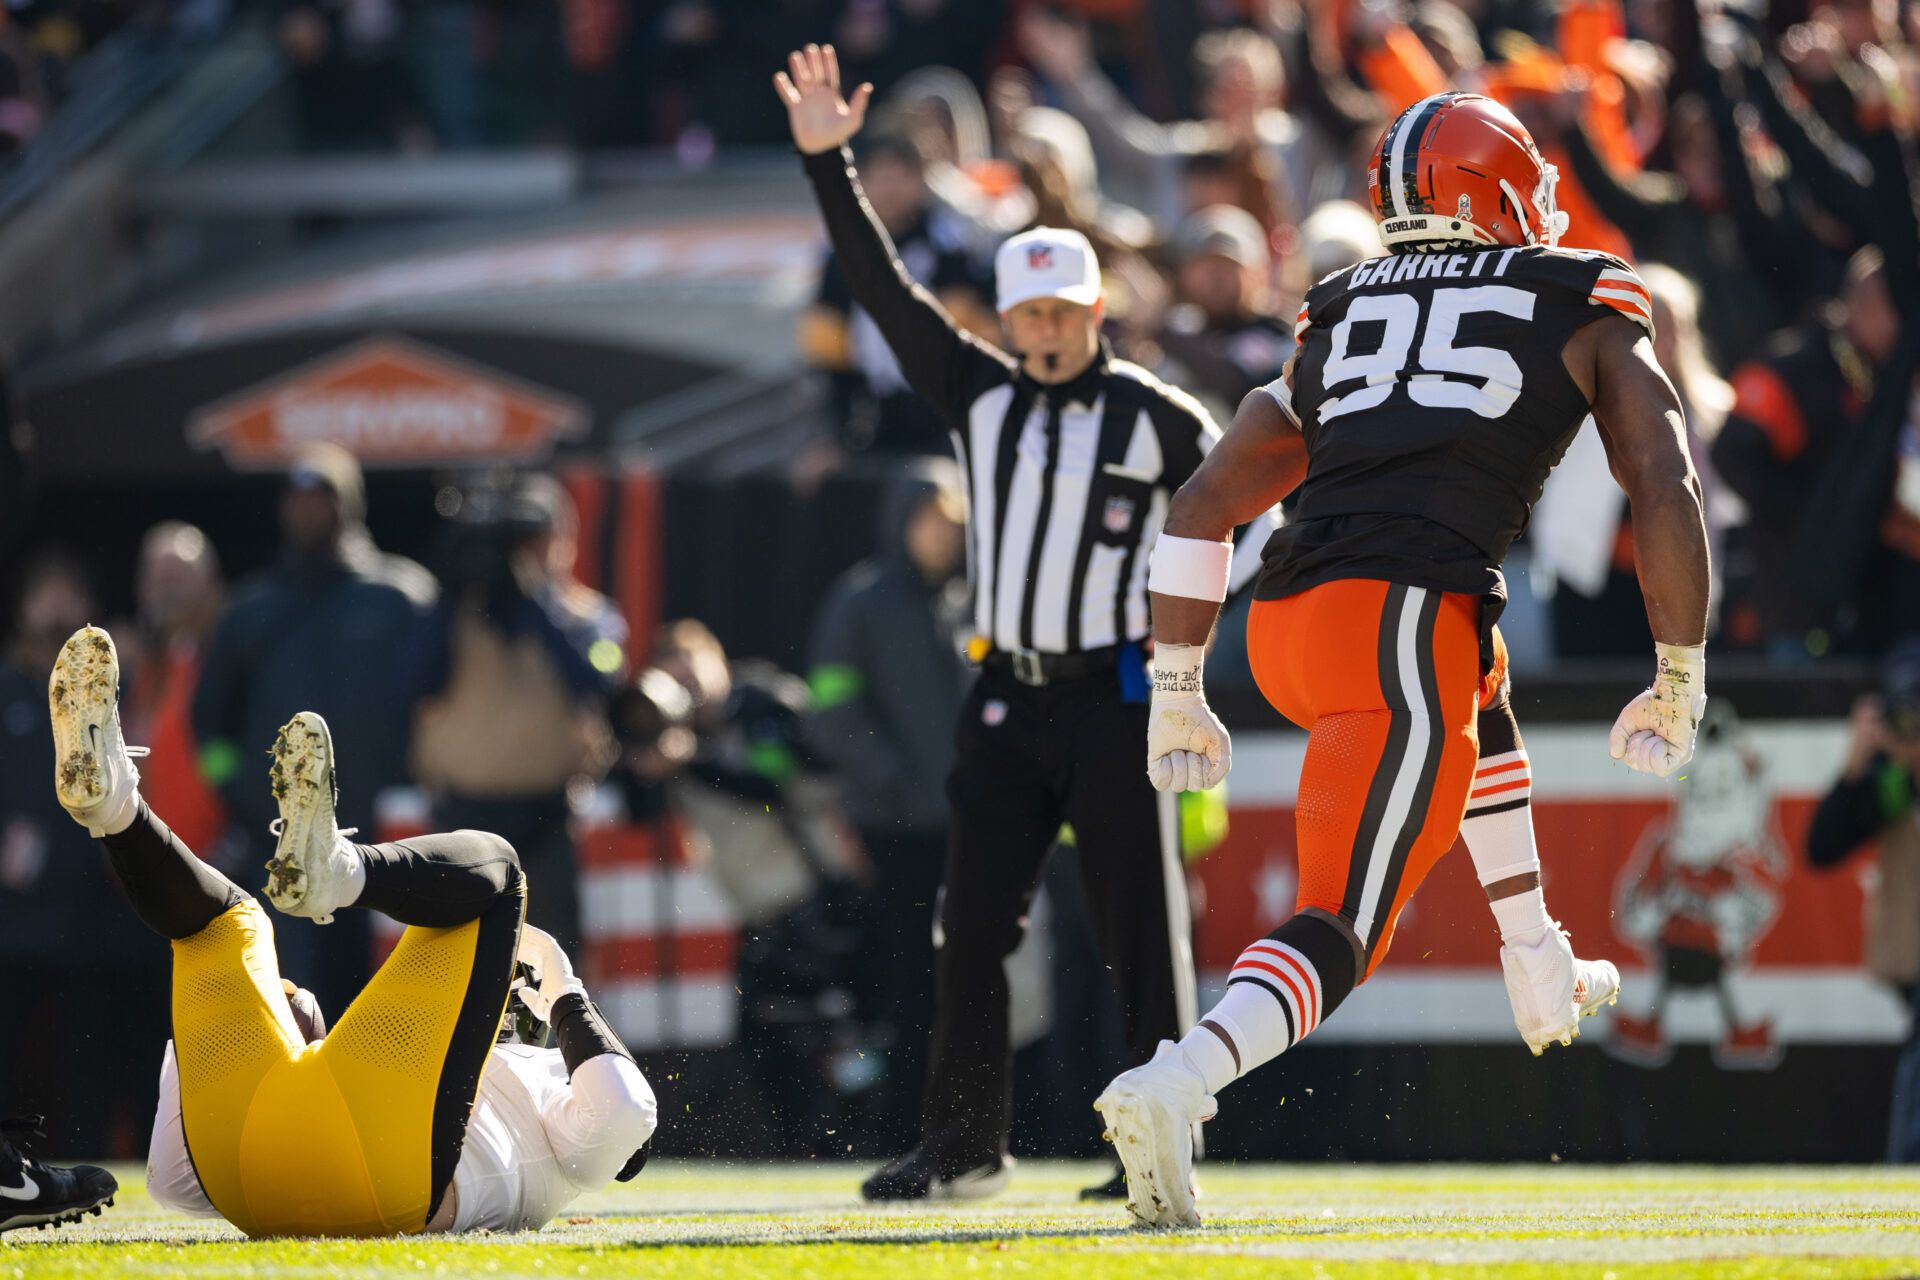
left=1200, top=1018, right=1242, bottom=1074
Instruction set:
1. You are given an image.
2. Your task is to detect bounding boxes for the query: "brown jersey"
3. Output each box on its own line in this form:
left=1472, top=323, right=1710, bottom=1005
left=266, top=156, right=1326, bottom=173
left=1254, top=244, right=1653, bottom=605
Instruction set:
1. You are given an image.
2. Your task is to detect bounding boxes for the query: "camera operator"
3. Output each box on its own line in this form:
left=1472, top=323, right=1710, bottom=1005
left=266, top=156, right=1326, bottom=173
left=648, top=620, right=882, bottom=1154
left=609, top=667, right=699, bottom=826
left=1808, top=638, right=1920, bottom=1161
left=406, top=474, right=626, bottom=955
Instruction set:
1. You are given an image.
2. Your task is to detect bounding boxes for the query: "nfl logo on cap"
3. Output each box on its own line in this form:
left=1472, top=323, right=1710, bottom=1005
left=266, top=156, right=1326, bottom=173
left=996, top=227, right=1102, bottom=313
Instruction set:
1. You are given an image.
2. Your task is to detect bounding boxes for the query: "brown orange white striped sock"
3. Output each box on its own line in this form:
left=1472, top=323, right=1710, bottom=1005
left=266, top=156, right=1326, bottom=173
left=1460, top=748, right=1550, bottom=938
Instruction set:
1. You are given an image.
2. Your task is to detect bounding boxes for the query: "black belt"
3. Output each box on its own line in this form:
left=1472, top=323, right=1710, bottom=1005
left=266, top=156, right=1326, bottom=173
left=982, top=646, right=1120, bottom=687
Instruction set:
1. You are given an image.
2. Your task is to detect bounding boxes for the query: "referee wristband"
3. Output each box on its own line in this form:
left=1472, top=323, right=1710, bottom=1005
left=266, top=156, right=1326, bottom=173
left=1148, top=533, right=1232, bottom=603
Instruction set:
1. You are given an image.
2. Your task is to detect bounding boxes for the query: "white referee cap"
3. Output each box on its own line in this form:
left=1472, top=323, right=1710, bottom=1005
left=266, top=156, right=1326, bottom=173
left=994, top=227, right=1102, bottom=313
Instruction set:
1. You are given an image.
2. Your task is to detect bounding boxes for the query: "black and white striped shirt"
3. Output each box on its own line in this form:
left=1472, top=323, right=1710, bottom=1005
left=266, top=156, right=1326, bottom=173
left=804, top=146, right=1272, bottom=656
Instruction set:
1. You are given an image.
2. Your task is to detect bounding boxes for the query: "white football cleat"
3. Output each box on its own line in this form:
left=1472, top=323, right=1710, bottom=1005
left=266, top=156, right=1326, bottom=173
left=1093, top=1041, right=1216, bottom=1230
left=1573, top=956, right=1622, bottom=1023
left=1502, top=923, right=1620, bottom=1056
left=48, top=626, right=145, bottom=837
left=265, top=712, right=359, bottom=924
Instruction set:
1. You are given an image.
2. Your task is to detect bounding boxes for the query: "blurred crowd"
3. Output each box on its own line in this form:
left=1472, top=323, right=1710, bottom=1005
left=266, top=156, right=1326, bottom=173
left=19, top=0, right=1920, bottom=660
left=786, top=0, right=1920, bottom=668
left=0, top=0, right=178, bottom=156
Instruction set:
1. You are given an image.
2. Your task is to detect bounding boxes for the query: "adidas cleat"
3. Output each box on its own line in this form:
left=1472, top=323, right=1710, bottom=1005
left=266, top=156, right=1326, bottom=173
left=265, top=712, right=360, bottom=924
left=1574, top=958, right=1621, bottom=1021
left=1093, top=1041, right=1216, bottom=1230
left=1503, top=923, right=1622, bottom=1056
left=48, top=626, right=145, bottom=837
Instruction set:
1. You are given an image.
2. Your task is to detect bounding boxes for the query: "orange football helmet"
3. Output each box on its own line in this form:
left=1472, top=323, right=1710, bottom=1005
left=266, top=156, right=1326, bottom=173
left=1367, top=91, right=1571, bottom=252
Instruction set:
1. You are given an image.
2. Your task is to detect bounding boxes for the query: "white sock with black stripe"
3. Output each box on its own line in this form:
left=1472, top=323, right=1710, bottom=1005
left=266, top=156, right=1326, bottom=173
left=1178, top=982, right=1288, bottom=1094
left=1177, top=917, right=1356, bottom=1093
left=1461, top=748, right=1551, bottom=940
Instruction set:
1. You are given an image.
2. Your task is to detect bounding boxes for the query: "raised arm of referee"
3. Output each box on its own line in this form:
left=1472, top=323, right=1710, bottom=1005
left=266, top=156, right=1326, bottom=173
left=783, top=56, right=1012, bottom=420
left=778, top=43, right=1271, bottom=1205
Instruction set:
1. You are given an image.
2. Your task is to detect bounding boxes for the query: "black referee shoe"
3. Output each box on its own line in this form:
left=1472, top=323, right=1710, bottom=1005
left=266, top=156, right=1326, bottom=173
left=1078, top=1166, right=1127, bottom=1200
left=860, top=1143, right=1013, bottom=1202
left=0, top=1116, right=116, bottom=1233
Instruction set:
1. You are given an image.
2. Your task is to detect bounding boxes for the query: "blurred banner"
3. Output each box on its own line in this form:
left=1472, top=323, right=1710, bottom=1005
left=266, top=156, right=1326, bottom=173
left=188, top=336, right=590, bottom=470
left=574, top=816, right=741, bottom=1052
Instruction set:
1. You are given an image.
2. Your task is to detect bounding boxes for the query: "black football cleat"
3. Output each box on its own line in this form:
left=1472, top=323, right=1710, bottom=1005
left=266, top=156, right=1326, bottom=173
left=860, top=1142, right=1012, bottom=1202
left=0, top=1115, right=116, bottom=1233
left=1079, top=1166, right=1128, bottom=1200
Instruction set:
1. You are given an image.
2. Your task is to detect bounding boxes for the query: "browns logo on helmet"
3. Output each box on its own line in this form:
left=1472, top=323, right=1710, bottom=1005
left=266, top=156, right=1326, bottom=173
left=1367, top=91, right=1571, bottom=253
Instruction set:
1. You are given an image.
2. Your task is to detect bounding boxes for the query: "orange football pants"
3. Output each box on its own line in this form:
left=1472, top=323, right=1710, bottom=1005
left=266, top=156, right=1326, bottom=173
left=1247, top=579, right=1506, bottom=979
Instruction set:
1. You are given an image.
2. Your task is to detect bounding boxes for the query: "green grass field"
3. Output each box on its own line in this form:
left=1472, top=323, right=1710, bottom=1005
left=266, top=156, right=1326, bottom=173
left=8, top=1161, right=1920, bottom=1279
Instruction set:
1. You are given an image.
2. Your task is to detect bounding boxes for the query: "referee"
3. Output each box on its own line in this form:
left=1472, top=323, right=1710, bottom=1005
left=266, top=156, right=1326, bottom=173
left=775, top=44, right=1272, bottom=1201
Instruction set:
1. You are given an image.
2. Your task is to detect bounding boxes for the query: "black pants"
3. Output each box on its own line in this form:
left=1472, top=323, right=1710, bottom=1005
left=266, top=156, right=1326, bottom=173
left=433, top=792, right=581, bottom=956
left=103, top=802, right=525, bottom=942
left=921, top=667, right=1194, bottom=1163
left=859, top=824, right=946, bottom=1151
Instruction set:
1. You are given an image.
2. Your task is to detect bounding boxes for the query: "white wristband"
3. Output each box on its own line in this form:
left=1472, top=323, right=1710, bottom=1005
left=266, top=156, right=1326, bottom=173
left=1653, top=642, right=1705, bottom=696
left=1147, top=533, right=1232, bottom=603
left=1152, top=643, right=1205, bottom=700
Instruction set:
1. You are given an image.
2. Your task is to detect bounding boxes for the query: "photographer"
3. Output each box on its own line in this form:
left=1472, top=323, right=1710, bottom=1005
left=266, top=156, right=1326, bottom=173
left=648, top=621, right=880, bottom=1154
left=406, top=474, right=625, bottom=955
left=1808, top=638, right=1920, bottom=1160
left=608, top=667, right=699, bottom=827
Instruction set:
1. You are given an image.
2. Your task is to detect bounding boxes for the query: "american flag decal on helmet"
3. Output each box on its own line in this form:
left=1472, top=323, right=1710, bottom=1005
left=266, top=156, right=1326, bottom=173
left=1027, top=245, right=1054, bottom=270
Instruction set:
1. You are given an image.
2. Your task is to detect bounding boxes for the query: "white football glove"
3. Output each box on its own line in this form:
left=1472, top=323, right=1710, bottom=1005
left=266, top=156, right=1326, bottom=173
left=514, top=924, right=586, bottom=1023
left=1609, top=642, right=1707, bottom=778
left=1147, top=643, right=1232, bottom=792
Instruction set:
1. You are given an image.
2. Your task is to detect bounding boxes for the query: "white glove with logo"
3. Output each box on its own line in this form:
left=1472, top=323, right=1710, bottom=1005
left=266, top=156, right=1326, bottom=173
left=1609, top=642, right=1707, bottom=778
left=514, top=924, right=586, bottom=1023
left=1147, top=643, right=1232, bottom=792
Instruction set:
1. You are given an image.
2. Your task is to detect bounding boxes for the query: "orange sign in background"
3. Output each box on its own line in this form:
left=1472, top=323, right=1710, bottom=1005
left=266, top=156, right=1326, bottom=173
left=188, top=335, right=588, bottom=468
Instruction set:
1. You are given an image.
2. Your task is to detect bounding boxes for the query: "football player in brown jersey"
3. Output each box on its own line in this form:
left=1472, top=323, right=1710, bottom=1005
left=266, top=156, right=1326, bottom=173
left=1101, top=91, right=1710, bottom=1229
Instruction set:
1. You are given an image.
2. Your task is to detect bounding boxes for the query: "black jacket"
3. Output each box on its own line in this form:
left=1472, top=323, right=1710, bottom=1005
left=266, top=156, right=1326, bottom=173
left=1809, top=753, right=1915, bottom=869
left=0, top=662, right=165, bottom=964
left=806, top=466, right=971, bottom=833
left=191, top=534, right=433, bottom=846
